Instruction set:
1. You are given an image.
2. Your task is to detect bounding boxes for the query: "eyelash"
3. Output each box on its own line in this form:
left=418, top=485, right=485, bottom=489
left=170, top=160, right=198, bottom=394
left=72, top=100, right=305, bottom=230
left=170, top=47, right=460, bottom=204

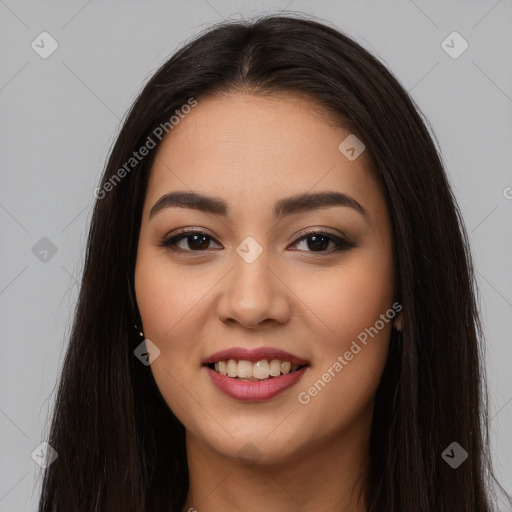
left=158, top=229, right=354, bottom=255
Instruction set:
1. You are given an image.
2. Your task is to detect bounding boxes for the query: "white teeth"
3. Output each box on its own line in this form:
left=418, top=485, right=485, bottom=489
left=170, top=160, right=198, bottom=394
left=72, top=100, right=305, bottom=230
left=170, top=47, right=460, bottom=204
left=226, top=359, right=238, bottom=377
left=269, top=359, right=281, bottom=377
left=212, top=358, right=303, bottom=380
left=252, top=360, right=270, bottom=379
left=237, top=360, right=253, bottom=378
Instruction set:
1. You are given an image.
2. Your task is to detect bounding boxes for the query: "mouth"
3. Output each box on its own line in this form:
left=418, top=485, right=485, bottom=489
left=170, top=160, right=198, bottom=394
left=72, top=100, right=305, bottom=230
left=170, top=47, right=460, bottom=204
left=202, top=346, right=310, bottom=382
left=204, top=359, right=309, bottom=382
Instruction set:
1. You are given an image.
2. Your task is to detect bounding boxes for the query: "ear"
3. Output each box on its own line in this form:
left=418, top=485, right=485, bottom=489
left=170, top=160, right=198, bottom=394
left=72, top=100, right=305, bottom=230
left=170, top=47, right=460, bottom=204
left=393, top=310, right=403, bottom=331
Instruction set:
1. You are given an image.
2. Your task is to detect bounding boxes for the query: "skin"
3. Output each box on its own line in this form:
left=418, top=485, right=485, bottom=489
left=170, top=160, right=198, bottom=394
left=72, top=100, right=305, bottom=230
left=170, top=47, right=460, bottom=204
left=134, top=92, right=402, bottom=512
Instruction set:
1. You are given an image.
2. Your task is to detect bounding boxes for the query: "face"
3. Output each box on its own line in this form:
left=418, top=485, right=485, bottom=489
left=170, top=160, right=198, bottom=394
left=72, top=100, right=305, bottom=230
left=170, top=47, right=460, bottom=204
left=134, top=92, right=399, bottom=465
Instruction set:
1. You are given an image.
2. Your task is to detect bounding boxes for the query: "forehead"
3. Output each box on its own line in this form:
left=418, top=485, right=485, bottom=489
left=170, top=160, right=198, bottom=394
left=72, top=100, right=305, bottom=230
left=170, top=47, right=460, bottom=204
left=145, top=93, right=385, bottom=223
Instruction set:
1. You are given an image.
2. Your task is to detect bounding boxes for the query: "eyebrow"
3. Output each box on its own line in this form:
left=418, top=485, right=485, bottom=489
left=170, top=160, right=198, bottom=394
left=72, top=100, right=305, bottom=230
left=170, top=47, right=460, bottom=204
left=149, top=190, right=368, bottom=221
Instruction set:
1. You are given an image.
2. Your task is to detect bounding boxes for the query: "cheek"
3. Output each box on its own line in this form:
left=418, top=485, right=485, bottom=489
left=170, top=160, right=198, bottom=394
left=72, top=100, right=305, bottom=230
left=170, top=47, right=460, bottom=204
left=134, top=249, right=209, bottom=345
left=134, top=251, right=217, bottom=417
left=293, top=248, right=395, bottom=431
left=303, top=249, right=395, bottom=354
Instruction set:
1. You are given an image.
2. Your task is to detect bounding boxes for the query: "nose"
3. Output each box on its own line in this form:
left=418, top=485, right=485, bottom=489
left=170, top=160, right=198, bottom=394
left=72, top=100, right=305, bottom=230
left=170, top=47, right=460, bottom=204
left=216, top=250, right=292, bottom=330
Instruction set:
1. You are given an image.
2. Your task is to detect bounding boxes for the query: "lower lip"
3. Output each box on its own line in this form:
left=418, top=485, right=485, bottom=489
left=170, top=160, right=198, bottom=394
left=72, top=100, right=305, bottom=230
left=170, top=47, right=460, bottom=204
left=204, top=365, right=308, bottom=401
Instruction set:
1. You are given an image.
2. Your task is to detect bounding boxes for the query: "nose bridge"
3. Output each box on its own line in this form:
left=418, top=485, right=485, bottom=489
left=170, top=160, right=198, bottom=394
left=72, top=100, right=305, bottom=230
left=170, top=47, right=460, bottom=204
left=216, top=239, right=290, bottom=327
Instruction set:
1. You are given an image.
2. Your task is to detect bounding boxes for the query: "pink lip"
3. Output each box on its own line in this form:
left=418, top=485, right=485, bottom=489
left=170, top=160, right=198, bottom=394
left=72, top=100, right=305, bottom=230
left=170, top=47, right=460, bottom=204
left=203, top=346, right=309, bottom=365
left=204, top=365, right=309, bottom=401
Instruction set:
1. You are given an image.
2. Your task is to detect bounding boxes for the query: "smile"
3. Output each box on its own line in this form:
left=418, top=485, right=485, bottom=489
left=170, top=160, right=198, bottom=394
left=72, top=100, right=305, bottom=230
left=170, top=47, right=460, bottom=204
left=202, top=346, right=310, bottom=401
left=207, top=359, right=306, bottom=381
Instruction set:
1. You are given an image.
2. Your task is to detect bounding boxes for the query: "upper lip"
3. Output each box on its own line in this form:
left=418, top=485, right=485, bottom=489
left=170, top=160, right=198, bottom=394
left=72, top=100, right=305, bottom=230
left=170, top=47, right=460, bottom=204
left=203, top=346, right=310, bottom=366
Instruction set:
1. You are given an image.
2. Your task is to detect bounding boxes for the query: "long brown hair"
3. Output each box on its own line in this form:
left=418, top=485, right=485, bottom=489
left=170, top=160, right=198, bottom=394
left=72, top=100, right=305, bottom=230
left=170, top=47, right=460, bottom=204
left=37, top=13, right=511, bottom=511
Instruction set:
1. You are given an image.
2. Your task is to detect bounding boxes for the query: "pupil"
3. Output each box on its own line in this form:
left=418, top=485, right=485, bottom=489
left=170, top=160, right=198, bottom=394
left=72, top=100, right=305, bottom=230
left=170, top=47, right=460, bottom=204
left=308, top=235, right=329, bottom=251
left=189, top=234, right=209, bottom=250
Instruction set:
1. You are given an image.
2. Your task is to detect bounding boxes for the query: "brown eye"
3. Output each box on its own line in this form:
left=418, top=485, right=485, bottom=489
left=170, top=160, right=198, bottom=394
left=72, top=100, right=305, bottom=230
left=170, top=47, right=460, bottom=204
left=159, top=230, right=354, bottom=255
left=160, top=231, right=221, bottom=252
left=291, top=232, right=354, bottom=253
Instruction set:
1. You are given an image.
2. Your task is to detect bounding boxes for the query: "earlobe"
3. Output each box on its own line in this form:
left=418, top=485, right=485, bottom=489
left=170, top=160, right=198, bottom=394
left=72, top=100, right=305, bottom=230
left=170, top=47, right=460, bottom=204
left=393, top=310, right=403, bottom=331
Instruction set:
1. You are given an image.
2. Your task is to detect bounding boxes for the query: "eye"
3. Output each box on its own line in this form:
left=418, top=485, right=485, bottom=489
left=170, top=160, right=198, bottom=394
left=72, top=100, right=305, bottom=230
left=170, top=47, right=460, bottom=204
left=291, top=231, right=354, bottom=253
left=158, top=230, right=354, bottom=254
left=159, top=230, right=221, bottom=253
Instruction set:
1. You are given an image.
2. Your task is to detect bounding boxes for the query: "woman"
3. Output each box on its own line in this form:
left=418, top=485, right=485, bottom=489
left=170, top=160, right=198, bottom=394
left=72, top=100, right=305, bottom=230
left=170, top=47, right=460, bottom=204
left=37, top=13, right=511, bottom=512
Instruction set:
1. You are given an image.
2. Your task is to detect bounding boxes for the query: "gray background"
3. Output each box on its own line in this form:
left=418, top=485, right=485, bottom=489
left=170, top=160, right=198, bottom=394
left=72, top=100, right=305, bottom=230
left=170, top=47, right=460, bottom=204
left=0, top=0, right=511, bottom=509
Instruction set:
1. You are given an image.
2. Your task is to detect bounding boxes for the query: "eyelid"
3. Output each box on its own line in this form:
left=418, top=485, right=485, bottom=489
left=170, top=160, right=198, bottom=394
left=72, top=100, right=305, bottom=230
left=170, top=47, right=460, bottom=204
left=163, top=226, right=213, bottom=239
left=293, top=226, right=349, bottom=241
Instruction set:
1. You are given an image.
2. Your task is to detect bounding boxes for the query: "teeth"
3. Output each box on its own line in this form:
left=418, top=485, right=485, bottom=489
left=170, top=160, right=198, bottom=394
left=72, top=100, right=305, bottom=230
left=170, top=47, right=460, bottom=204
left=212, top=359, right=302, bottom=380
left=281, top=361, right=291, bottom=375
left=253, top=360, right=269, bottom=379
left=238, top=360, right=253, bottom=378
left=269, top=359, right=281, bottom=376
left=226, top=359, right=238, bottom=378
